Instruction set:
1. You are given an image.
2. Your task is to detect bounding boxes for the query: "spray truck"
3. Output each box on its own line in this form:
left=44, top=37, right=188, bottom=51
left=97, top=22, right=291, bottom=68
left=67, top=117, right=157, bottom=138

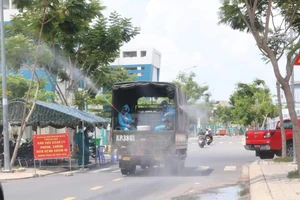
left=110, top=81, right=189, bottom=175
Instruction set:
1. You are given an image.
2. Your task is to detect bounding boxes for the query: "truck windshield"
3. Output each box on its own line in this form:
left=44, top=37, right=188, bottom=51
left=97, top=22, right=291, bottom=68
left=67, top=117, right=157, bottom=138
left=277, top=120, right=293, bottom=129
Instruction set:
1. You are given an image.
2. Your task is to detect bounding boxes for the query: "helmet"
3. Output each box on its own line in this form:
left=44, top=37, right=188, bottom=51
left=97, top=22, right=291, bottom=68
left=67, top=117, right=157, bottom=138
left=160, top=100, right=168, bottom=109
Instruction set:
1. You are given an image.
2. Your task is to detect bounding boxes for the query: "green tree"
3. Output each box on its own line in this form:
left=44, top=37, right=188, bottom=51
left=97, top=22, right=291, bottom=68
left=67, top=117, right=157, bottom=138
left=5, top=0, right=139, bottom=167
left=229, top=79, right=277, bottom=128
left=218, top=0, right=300, bottom=172
left=173, top=71, right=209, bottom=104
left=173, top=71, right=212, bottom=125
left=0, top=74, right=54, bottom=101
left=7, top=0, right=139, bottom=106
left=211, top=105, right=233, bottom=128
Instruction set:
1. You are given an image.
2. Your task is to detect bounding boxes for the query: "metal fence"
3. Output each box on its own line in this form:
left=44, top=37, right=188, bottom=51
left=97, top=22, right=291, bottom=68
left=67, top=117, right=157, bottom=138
left=189, top=124, right=246, bottom=137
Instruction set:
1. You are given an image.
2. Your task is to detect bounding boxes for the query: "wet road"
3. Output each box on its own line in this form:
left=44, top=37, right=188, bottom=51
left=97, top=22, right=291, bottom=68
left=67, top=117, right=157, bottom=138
left=2, top=135, right=256, bottom=200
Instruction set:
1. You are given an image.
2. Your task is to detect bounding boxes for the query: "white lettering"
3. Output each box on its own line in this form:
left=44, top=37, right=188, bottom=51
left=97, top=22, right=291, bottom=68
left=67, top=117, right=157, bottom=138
left=116, top=135, right=135, bottom=141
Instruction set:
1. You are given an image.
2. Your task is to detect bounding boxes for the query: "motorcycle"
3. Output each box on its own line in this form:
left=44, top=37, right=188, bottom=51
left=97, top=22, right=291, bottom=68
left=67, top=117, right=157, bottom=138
left=198, top=129, right=214, bottom=148
left=198, top=131, right=206, bottom=148
left=205, top=129, right=213, bottom=145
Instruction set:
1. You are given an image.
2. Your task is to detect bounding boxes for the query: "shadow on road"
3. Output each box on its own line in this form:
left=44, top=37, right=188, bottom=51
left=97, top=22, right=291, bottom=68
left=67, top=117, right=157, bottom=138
left=125, top=167, right=214, bottom=177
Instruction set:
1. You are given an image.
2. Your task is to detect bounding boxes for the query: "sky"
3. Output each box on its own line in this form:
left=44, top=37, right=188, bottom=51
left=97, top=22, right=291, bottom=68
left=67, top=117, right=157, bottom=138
left=101, top=0, right=300, bottom=101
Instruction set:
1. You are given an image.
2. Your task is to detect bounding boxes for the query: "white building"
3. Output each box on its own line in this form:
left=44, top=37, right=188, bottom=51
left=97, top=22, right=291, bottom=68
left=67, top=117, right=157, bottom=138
left=3, top=0, right=18, bottom=22
left=111, top=47, right=162, bottom=82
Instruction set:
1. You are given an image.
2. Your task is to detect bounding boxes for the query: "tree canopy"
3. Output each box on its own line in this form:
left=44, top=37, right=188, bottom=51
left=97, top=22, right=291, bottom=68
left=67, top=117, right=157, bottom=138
left=212, top=79, right=278, bottom=128
left=5, top=0, right=140, bottom=100
left=173, top=71, right=210, bottom=104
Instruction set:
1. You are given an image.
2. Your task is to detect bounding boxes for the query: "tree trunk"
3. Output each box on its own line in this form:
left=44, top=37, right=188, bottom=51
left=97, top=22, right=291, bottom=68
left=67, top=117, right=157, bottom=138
left=281, top=82, right=300, bottom=174
left=10, top=6, right=47, bottom=167
left=260, top=115, right=268, bottom=130
left=277, top=81, right=287, bottom=158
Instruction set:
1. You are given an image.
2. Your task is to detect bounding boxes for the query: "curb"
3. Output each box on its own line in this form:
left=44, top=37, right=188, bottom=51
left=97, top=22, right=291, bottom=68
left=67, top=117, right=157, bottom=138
left=0, top=168, right=69, bottom=181
left=249, top=160, right=273, bottom=200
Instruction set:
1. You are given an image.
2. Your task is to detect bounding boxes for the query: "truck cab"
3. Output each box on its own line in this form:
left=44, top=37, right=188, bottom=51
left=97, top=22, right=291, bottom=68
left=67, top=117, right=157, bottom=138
left=110, top=81, right=189, bottom=175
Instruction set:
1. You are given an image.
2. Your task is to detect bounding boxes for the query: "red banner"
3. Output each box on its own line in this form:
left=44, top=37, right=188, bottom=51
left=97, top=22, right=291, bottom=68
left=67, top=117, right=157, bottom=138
left=33, top=133, right=70, bottom=160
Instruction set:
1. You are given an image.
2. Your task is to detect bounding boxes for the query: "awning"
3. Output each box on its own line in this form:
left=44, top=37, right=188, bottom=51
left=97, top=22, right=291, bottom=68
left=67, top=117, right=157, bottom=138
left=6, top=99, right=108, bottom=129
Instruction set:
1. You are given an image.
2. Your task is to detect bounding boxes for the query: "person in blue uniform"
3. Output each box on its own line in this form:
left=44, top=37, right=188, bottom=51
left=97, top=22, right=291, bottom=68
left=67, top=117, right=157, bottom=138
left=75, top=124, right=89, bottom=168
left=118, top=104, right=136, bottom=130
left=155, top=100, right=175, bottom=131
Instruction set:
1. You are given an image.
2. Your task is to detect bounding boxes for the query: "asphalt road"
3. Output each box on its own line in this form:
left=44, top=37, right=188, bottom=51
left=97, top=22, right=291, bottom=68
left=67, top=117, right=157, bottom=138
left=2, top=135, right=256, bottom=200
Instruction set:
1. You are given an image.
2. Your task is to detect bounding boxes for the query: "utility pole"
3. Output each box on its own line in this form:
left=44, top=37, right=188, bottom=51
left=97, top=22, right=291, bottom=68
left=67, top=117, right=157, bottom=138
left=291, top=63, right=297, bottom=163
left=0, top=0, right=11, bottom=172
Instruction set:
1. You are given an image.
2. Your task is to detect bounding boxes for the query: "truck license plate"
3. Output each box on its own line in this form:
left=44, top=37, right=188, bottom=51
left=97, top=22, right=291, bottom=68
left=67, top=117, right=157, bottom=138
left=254, top=145, right=260, bottom=148
left=122, top=157, right=131, bottom=161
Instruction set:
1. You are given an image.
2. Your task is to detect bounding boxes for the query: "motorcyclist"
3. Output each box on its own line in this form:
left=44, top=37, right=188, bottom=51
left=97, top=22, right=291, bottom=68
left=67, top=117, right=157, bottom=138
left=205, top=128, right=213, bottom=141
left=118, top=104, right=136, bottom=130
left=155, top=100, right=175, bottom=131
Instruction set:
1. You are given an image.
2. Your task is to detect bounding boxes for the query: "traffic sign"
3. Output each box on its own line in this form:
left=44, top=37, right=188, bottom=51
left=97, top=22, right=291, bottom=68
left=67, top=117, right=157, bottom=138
left=294, top=53, right=300, bottom=65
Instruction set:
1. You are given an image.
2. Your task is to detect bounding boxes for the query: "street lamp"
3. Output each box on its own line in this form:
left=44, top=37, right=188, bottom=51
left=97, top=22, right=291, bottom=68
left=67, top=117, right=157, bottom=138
left=182, top=66, right=197, bottom=72
left=1, top=0, right=11, bottom=172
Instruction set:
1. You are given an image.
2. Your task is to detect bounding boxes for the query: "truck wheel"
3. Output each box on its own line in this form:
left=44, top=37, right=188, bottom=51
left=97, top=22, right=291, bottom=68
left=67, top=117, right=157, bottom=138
left=121, top=169, right=128, bottom=175
left=141, top=165, right=146, bottom=169
left=259, top=152, right=274, bottom=159
left=128, top=165, right=136, bottom=175
left=287, top=143, right=293, bottom=157
left=172, top=160, right=184, bottom=175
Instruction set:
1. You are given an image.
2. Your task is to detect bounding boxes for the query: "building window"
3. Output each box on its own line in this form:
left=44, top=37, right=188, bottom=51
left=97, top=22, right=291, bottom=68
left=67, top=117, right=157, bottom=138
left=123, top=51, right=137, bottom=58
left=11, top=1, right=17, bottom=9
left=137, top=73, right=143, bottom=77
left=141, top=51, right=147, bottom=57
left=125, top=66, right=144, bottom=70
left=4, top=0, right=9, bottom=9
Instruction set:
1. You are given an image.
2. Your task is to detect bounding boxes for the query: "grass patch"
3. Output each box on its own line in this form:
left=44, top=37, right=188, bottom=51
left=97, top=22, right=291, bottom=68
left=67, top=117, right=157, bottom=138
left=238, top=183, right=250, bottom=197
left=273, top=156, right=293, bottom=163
left=13, top=165, right=21, bottom=169
left=287, top=170, right=300, bottom=179
left=238, top=188, right=248, bottom=197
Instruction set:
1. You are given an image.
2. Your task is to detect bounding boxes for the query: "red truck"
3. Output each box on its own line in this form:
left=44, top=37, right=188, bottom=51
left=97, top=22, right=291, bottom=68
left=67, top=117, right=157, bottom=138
left=244, top=118, right=295, bottom=159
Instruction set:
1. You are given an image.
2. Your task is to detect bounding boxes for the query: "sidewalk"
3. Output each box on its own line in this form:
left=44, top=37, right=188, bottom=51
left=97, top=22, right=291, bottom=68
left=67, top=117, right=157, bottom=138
left=0, top=154, right=112, bottom=181
left=250, top=160, right=300, bottom=200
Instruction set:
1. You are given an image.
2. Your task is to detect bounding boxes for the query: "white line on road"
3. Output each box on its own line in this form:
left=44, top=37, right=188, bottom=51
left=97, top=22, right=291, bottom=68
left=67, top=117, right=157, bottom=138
left=111, top=169, right=121, bottom=173
left=224, top=166, right=236, bottom=171
left=229, top=142, right=232, bottom=144
left=219, top=142, right=224, bottom=144
left=91, top=168, right=111, bottom=173
left=196, top=166, right=210, bottom=171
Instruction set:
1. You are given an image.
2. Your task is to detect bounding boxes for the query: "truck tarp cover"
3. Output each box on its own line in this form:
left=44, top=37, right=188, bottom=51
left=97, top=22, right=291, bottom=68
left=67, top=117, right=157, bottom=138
left=112, top=82, right=176, bottom=99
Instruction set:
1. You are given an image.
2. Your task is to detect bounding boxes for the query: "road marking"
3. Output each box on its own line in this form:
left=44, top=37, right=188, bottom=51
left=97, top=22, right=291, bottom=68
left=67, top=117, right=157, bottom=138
left=219, top=142, right=224, bottom=144
left=111, top=169, right=121, bottom=173
left=90, top=186, right=103, bottom=191
left=224, top=166, right=236, bottom=171
left=229, top=142, right=232, bottom=144
left=196, top=166, right=210, bottom=171
left=91, top=168, right=111, bottom=173
left=63, top=197, right=76, bottom=200
left=113, top=178, right=123, bottom=182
